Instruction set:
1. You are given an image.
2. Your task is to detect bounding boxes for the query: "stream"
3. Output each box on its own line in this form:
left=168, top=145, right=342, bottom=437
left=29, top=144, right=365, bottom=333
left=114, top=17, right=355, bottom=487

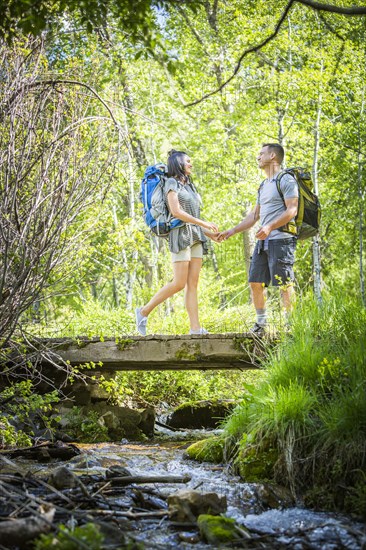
left=19, top=428, right=366, bottom=550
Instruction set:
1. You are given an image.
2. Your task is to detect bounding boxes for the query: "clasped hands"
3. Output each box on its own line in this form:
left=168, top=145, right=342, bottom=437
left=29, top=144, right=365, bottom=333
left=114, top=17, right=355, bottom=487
left=204, top=224, right=272, bottom=242
left=204, top=226, right=234, bottom=243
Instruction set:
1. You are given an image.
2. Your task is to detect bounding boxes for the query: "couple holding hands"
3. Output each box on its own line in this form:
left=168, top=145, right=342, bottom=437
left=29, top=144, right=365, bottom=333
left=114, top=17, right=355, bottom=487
left=136, top=145, right=298, bottom=336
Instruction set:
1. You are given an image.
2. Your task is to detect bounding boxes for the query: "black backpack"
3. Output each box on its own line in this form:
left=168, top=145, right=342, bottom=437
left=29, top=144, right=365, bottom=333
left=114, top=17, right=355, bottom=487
left=275, top=168, right=321, bottom=240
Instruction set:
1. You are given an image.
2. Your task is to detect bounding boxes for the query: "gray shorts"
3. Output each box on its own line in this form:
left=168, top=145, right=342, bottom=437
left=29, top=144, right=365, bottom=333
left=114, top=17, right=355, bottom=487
left=248, top=238, right=297, bottom=287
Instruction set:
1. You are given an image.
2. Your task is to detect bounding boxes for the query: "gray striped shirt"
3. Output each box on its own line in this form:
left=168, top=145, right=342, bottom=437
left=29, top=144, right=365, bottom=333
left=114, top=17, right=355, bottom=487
left=164, top=177, right=208, bottom=254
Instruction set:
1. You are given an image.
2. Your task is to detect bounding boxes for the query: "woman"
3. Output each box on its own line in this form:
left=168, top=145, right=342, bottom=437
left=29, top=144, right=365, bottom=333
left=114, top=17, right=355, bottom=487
left=135, top=150, right=219, bottom=336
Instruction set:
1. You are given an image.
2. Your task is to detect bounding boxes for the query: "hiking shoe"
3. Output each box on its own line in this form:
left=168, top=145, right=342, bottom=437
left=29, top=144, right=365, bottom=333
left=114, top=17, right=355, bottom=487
left=135, top=307, right=147, bottom=336
left=249, top=323, right=266, bottom=336
left=189, top=327, right=208, bottom=335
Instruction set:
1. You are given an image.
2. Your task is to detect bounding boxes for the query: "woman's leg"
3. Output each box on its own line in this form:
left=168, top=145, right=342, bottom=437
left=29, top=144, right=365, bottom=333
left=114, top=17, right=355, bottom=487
left=141, top=261, right=189, bottom=317
left=184, top=258, right=202, bottom=331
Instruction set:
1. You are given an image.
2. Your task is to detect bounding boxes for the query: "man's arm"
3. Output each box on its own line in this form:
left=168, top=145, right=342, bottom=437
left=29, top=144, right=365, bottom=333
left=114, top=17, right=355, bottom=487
left=218, top=206, right=259, bottom=241
left=255, top=197, right=298, bottom=240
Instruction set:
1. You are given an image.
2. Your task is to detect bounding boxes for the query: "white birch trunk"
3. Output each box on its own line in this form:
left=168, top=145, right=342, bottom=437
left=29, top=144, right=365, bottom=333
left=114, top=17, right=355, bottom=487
left=357, top=150, right=364, bottom=306
left=312, top=89, right=323, bottom=304
left=111, top=202, right=120, bottom=308
left=123, top=138, right=138, bottom=310
left=358, top=92, right=365, bottom=306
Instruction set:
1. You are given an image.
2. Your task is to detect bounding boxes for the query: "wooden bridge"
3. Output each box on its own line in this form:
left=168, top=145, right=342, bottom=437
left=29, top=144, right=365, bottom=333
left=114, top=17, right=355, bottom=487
left=45, top=333, right=261, bottom=372
left=32, top=333, right=264, bottom=409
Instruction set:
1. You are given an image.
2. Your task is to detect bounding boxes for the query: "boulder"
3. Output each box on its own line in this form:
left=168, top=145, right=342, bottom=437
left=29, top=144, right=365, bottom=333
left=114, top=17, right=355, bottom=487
left=48, top=466, right=77, bottom=490
left=137, top=407, right=155, bottom=438
left=89, top=383, right=110, bottom=402
left=239, top=482, right=295, bottom=515
left=166, top=400, right=236, bottom=429
left=255, top=483, right=294, bottom=509
left=99, top=411, right=120, bottom=439
left=67, top=382, right=91, bottom=406
left=168, top=489, right=227, bottom=523
left=83, top=403, right=155, bottom=440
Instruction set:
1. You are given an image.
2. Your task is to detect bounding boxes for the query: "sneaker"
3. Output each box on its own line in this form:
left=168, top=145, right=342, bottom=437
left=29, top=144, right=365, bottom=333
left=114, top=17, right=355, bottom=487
left=249, top=322, right=266, bottom=336
left=189, top=327, right=208, bottom=335
left=135, top=307, right=148, bottom=336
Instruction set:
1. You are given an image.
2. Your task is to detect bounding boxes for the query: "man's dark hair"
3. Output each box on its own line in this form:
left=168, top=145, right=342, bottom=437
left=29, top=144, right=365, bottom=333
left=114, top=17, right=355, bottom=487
left=262, top=143, right=284, bottom=164
left=167, top=149, right=189, bottom=181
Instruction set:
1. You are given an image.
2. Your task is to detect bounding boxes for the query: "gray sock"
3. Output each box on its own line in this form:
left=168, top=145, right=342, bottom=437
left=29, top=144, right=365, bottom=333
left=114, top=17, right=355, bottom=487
left=256, top=309, right=267, bottom=326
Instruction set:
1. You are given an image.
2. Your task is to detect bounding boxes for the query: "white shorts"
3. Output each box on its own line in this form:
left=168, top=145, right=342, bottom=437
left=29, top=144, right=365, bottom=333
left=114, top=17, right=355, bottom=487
left=171, top=242, right=203, bottom=263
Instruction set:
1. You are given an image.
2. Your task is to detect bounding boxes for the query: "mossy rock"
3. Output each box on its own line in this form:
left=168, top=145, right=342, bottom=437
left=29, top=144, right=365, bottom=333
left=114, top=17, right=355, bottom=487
left=186, top=437, right=224, bottom=463
left=197, top=515, right=242, bottom=545
left=235, top=444, right=278, bottom=482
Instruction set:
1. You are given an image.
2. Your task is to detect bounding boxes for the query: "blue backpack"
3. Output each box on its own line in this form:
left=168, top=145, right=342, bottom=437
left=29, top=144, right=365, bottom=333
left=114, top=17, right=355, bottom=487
left=140, top=163, right=184, bottom=237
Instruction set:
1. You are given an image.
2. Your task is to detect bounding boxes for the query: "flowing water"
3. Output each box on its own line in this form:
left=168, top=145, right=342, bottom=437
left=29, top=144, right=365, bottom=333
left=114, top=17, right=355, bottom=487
left=54, top=431, right=365, bottom=550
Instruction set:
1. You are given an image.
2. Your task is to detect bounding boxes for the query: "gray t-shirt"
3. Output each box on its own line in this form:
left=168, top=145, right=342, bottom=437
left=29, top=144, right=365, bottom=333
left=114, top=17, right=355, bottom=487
left=257, top=172, right=299, bottom=240
left=164, top=177, right=208, bottom=254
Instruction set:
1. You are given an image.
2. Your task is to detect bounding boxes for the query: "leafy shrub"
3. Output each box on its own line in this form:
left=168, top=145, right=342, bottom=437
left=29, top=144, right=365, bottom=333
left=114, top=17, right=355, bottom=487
left=0, top=416, right=32, bottom=448
left=64, top=407, right=110, bottom=443
left=0, top=381, right=59, bottom=448
left=34, top=523, right=104, bottom=550
left=113, top=370, right=263, bottom=407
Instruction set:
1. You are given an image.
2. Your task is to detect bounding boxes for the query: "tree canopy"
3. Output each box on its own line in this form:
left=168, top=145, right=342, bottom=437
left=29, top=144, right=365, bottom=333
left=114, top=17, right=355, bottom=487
left=0, top=0, right=365, bottom=341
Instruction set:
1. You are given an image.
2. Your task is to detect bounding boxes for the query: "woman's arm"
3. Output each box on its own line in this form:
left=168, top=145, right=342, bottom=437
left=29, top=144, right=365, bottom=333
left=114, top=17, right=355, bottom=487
left=167, top=191, right=218, bottom=233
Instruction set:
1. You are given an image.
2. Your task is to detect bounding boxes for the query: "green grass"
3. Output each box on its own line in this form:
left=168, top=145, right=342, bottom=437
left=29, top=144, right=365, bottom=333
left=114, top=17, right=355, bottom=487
left=218, top=291, right=366, bottom=514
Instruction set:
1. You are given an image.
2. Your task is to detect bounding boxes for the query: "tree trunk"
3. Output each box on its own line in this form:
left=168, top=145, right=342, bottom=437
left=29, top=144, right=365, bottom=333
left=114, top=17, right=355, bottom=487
left=357, top=90, right=365, bottom=306
left=242, top=203, right=253, bottom=304
left=125, top=146, right=138, bottom=310
left=112, top=275, right=120, bottom=308
left=209, top=244, right=226, bottom=308
left=312, top=87, right=323, bottom=304
left=358, top=150, right=364, bottom=306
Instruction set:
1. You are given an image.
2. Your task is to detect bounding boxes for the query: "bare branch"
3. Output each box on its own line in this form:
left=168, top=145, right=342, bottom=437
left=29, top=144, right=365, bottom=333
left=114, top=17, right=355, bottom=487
left=0, top=38, right=123, bottom=354
left=297, top=0, right=366, bottom=15
left=3, top=79, right=120, bottom=128
left=185, top=0, right=295, bottom=106
left=185, top=0, right=366, bottom=107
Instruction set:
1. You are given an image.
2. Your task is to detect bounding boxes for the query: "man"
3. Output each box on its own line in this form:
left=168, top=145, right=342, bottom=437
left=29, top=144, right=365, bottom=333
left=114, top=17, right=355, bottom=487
left=219, top=143, right=298, bottom=334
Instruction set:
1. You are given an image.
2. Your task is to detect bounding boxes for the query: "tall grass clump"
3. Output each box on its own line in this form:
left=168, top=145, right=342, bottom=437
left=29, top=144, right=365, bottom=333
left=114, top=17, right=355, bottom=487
left=221, top=291, right=366, bottom=513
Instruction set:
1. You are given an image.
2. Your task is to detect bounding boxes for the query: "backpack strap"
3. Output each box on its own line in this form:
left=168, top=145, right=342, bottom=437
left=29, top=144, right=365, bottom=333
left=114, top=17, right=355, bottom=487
left=275, top=170, right=298, bottom=237
left=275, top=170, right=289, bottom=201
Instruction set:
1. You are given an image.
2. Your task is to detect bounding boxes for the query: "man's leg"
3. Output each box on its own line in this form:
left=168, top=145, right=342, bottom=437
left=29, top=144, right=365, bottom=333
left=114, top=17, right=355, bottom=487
left=248, top=242, right=270, bottom=332
left=250, top=282, right=267, bottom=329
left=268, top=238, right=297, bottom=323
